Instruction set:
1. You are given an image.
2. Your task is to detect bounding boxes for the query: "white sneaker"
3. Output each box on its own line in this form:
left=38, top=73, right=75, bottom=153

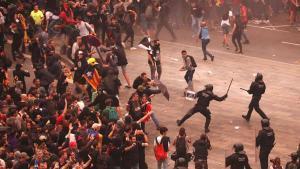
left=264, top=20, right=270, bottom=24
left=130, top=47, right=137, bottom=50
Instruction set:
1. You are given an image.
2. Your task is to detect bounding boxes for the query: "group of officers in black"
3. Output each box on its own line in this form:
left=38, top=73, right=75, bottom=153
left=142, top=38, right=277, bottom=169
left=174, top=71, right=277, bottom=169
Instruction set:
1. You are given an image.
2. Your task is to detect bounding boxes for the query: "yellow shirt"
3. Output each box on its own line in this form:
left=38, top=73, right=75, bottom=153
left=30, top=10, right=44, bottom=25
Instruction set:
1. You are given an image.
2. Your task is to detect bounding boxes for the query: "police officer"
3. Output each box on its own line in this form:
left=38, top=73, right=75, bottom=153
left=242, top=73, right=269, bottom=121
left=148, top=40, right=162, bottom=80
left=193, top=134, right=212, bottom=169
left=256, top=119, right=275, bottom=169
left=176, top=84, right=227, bottom=133
left=225, top=143, right=252, bottom=169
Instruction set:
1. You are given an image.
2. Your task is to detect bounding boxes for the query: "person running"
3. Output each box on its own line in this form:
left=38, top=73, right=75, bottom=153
left=199, top=21, right=214, bottom=61
left=232, top=15, right=243, bottom=54
left=221, top=12, right=230, bottom=49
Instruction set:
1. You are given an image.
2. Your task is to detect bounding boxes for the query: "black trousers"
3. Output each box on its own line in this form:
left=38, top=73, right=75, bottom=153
left=155, top=18, right=176, bottom=39
left=178, top=106, right=211, bottom=130
left=201, top=39, right=213, bottom=60
left=184, top=69, right=195, bottom=84
left=245, top=96, right=268, bottom=119
left=195, top=160, right=208, bottom=169
left=123, top=24, right=135, bottom=47
left=232, top=32, right=242, bottom=52
left=259, top=149, right=271, bottom=169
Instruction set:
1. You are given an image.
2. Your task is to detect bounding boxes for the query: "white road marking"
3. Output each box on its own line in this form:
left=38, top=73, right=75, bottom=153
left=248, top=24, right=289, bottom=33
left=263, top=24, right=294, bottom=28
left=156, top=39, right=300, bottom=67
left=166, top=56, right=179, bottom=61
left=281, top=41, right=300, bottom=46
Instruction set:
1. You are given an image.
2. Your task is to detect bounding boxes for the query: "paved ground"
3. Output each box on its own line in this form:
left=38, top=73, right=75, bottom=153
left=5, top=12, right=300, bottom=169
left=118, top=12, right=300, bottom=168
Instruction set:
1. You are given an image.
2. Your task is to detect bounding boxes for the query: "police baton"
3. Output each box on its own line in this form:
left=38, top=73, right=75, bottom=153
left=226, top=78, right=233, bottom=95
left=240, top=88, right=248, bottom=92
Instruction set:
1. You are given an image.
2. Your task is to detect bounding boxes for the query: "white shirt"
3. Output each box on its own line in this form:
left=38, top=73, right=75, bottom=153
left=71, top=42, right=80, bottom=60
left=221, top=19, right=230, bottom=26
left=76, top=21, right=94, bottom=36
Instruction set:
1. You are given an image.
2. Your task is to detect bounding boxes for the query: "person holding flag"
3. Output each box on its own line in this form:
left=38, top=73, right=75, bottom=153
left=83, top=58, right=102, bottom=91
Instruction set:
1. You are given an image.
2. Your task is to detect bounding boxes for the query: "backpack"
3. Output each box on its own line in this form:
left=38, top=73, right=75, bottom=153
left=102, top=106, right=119, bottom=121
left=186, top=55, right=197, bottom=68
left=154, top=137, right=168, bottom=161
left=176, top=136, right=187, bottom=157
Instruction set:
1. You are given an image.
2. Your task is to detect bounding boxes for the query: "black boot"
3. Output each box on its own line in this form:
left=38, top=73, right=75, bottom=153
left=242, top=115, right=250, bottom=121
left=204, top=118, right=211, bottom=133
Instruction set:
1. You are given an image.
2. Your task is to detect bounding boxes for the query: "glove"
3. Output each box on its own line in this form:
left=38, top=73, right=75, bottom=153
left=224, top=94, right=228, bottom=98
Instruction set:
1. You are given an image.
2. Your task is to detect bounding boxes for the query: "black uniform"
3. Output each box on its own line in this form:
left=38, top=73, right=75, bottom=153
left=226, top=151, right=252, bottom=169
left=243, top=75, right=268, bottom=120
left=177, top=86, right=227, bottom=132
left=193, top=137, right=211, bottom=169
left=256, top=127, right=275, bottom=169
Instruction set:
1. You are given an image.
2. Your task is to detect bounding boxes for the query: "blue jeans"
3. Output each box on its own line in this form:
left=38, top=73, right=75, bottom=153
left=191, top=16, right=202, bottom=35
left=157, top=159, right=168, bottom=169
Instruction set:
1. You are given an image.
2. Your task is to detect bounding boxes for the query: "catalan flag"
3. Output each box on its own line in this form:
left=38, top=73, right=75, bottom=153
left=82, top=67, right=101, bottom=90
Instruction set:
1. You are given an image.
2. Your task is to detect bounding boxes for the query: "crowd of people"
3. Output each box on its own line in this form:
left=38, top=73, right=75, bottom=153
left=0, top=0, right=299, bottom=169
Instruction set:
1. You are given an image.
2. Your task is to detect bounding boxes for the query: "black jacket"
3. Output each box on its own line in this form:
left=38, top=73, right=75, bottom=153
left=195, top=90, right=226, bottom=108
left=256, top=127, right=275, bottom=150
left=248, top=80, right=266, bottom=98
left=193, top=138, right=211, bottom=160
left=226, top=151, right=251, bottom=169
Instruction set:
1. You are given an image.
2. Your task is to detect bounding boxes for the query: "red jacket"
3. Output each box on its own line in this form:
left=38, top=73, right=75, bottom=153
left=240, top=5, right=248, bottom=24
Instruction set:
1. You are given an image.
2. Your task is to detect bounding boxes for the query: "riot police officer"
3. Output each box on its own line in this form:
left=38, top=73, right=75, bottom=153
left=242, top=73, right=269, bottom=121
left=226, top=143, right=252, bottom=169
left=256, top=119, right=275, bottom=169
left=176, top=84, right=227, bottom=133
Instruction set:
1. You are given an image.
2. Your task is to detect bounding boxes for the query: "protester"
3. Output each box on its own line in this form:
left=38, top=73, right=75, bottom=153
left=0, top=1, right=298, bottom=168
left=231, top=15, right=244, bottom=54
left=221, top=12, right=230, bottom=49
left=199, top=21, right=214, bottom=61
left=180, top=50, right=197, bottom=91
left=154, top=126, right=170, bottom=169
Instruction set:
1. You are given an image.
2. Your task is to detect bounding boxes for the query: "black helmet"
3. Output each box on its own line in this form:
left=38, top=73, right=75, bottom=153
left=233, top=143, right=244, bottom=153
left=290, top=152, right=298, bottom=160
left=261, top=119, right=270, bottom=127
left=255, top=73, right=263, bottom=81
left=205, top=84, right=213, bottom=91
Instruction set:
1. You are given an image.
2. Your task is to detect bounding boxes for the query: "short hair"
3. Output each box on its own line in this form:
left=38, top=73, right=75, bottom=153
left=179, top=127, right=186, bottom=136
left=181, top=50, right=187, bottom=54
left=159, top=126, right=168, bottom=134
